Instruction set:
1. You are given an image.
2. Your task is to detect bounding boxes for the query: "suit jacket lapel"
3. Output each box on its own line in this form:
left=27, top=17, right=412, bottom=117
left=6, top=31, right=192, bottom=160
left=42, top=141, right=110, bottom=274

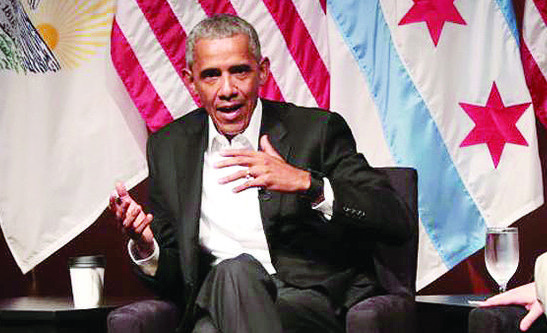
left=260, top=100, right=289, bottom=157
left=259, top=100, right=289, bottom=230
left=173, top=111, right=208, bottom=287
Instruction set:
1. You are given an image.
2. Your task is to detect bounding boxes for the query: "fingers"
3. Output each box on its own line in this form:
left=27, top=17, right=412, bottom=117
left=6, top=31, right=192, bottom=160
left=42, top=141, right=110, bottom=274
left=122, top=201, right=142, bottom=227
left=115, top=181, right=129, bottom=200
left=520, top=301, right=544, bottom=331
left=216, top=135, right=282, bottom=168
left=129, top=212, right=153, bottom=236
left=109, top=182, right=130, bottom=215
left=140, top=214, right=154, bottom=234
left=214, top=148, right=266, bottom=190
left=218, top=168, right=249, bottom=185
left=215, top=155, right=255, bottom=169
left=109, top=182, right=152, bottom=241
left=478, top=283, right=536, bottom=307
left=478, top=294, right=514, bottom=307
left=109, top=192, right=119, bottom=211
left=109, top=194, right=130, bottom=221
left=478, top=296, right=515, bottom=307
left=120, top=203, right=153, bottom=240
left=231, top=177, right=262, bottom=193
left=215, top=168, right=262, bottom=193
left=214, top=135, right=300, bottom=192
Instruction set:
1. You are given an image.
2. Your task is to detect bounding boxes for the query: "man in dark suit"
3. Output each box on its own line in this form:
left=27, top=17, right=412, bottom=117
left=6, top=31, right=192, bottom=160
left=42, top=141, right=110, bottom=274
left=110, top=14, right=410, bottom=333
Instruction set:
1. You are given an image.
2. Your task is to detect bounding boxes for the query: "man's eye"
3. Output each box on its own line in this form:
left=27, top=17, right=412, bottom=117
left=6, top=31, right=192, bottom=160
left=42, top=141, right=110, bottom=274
left=230, top=65, right=251, bottom=75
left=200, top=69, right=221, bottom=79
left=234, top=72, right=249, bottom=79
left=202, top=76, right=218, bottom=83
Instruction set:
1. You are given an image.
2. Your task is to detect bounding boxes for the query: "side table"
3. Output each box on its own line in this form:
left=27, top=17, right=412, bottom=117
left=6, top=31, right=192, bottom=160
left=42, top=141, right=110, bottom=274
left=416, top=294, right=488, bottom=333
left=0, top=296, right=146, bottom=333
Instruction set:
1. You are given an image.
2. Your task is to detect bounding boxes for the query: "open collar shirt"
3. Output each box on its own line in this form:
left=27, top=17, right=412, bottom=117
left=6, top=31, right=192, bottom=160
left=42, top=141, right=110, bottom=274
left=200, top=99, right=275, bottom=274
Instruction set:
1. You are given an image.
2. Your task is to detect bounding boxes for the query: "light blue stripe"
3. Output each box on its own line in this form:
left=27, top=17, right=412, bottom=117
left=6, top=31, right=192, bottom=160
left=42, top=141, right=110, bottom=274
left=327, top=0, right=486, bottom=268
left=495, top=0, right=520, bottom=45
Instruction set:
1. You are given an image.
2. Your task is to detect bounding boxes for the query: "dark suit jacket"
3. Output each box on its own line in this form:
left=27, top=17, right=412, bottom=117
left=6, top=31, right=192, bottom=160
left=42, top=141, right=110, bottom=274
left=139, top=99, right=410, bottom=331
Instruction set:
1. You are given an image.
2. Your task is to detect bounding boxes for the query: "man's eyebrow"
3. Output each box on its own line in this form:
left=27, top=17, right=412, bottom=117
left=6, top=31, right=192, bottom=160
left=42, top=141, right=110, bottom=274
left=229, top=64, right=251, bottom=73
left=200, top=68, right=221, bottom=78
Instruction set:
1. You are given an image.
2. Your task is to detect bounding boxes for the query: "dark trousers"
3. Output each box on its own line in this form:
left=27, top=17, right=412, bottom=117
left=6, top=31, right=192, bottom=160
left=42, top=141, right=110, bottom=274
left=193, top=254, right=344, bottom=333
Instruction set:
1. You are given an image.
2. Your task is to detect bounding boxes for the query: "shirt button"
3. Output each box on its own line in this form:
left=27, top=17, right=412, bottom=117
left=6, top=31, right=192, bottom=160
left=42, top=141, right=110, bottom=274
left=260, top=190, right=272, bottom=201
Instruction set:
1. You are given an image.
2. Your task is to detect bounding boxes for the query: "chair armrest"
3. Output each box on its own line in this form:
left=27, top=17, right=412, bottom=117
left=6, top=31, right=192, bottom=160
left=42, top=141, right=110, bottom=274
left=107, top=299, right=180, bottom=333
left=468, top=305, right=547, bottom=333
left=346, top=294, right=415, bottom=333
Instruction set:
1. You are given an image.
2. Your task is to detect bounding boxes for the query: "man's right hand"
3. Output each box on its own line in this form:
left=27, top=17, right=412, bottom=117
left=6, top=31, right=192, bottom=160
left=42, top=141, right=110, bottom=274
left=109, top=182, right=155, bottom=258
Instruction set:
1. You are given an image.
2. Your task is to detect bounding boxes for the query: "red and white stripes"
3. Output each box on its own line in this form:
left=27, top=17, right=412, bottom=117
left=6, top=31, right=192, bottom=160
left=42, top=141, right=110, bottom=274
left=111, top=0, right=331, bottom=132
left=521, top=0, right=547, bottom=127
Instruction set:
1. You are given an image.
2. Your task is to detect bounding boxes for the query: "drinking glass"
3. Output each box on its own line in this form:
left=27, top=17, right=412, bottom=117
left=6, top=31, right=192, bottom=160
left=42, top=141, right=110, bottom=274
left=485, top=227, right=519, bottom=293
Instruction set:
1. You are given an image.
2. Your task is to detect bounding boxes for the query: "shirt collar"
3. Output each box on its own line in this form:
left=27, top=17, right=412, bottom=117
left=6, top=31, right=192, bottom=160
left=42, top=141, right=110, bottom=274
left=207, top=99, right=263, bottom=153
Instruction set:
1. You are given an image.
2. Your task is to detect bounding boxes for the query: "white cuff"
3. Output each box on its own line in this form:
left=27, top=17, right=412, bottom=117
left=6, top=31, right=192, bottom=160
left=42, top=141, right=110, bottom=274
left=128, top=238, right=159, bottom=276
left=312, top=177, right=333, bottom=220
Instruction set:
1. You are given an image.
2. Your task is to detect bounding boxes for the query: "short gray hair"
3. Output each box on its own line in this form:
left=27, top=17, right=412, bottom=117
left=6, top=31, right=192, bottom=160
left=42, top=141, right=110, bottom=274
left=186, top=14, right=262, bottom=68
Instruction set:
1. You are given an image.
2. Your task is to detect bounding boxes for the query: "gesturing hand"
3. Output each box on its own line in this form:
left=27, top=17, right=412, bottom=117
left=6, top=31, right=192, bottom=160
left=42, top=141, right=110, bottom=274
left=477, top=282, right=544, bottom=331
left=216, top=135, right=311, bottom=193
left=109, top=182, right=155, bottom=256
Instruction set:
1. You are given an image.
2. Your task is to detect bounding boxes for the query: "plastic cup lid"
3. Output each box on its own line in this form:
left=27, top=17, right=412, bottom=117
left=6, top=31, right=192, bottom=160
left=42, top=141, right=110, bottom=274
left=68, top=255, right=106, bottom=268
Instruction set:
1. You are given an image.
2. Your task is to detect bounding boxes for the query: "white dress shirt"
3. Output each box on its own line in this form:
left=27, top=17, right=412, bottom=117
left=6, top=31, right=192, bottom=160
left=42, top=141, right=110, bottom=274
left=199, top=99, right=275, bottom=273
left=129, top=100, right=333, bottom=276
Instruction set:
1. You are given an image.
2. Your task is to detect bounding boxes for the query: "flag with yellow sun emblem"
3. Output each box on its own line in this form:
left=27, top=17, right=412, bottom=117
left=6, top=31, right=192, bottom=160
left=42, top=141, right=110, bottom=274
left=0, top=0, right=148, bottom=273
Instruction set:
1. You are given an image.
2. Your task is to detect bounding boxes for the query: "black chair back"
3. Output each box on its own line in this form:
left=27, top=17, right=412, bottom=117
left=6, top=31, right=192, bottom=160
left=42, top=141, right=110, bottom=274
left=374, top=167, right=419, bottom=298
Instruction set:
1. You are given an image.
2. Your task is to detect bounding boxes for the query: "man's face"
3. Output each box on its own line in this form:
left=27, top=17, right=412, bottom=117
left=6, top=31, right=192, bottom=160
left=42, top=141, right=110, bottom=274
left=184, top=34, right=269, bottom=137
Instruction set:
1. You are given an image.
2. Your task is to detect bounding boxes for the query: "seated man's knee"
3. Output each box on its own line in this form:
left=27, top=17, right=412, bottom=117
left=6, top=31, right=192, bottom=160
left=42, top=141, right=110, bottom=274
left=213, top=254, right=260, bottom=277
left=210, top=254, right=276, bottom=299
left=210, top=253, right=272, bottom=287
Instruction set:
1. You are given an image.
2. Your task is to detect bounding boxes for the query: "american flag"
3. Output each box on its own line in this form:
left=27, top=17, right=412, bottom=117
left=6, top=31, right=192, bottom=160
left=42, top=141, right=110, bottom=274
left=111, top=0, right=330, bottom=132
left=520, top=0, right=547, bottom=127
left=110, top=0, right=544, bottom=289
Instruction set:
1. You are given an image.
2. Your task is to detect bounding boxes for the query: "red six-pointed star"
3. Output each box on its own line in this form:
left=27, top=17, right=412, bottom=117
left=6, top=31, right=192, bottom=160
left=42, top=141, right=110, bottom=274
left=399, top=0, right=466, bottom=46
left=459, top=82, right=531, bottom=168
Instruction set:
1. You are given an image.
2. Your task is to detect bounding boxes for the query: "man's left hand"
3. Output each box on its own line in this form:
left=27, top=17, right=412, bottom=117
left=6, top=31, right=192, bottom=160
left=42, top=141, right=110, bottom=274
left=216, top=135, right=311, bottom=193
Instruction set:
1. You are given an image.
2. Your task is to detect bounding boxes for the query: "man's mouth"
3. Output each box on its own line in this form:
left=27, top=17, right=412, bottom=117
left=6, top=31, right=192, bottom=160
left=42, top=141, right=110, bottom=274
left=217, top=104, right=243, bottom=113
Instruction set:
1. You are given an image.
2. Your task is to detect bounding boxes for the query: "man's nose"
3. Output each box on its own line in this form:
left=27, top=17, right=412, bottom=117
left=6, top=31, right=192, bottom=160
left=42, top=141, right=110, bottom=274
left=219, top=75, right=238, bottom=100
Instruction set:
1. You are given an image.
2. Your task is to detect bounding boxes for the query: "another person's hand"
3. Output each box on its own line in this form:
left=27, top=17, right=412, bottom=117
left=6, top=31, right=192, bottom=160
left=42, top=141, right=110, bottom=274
left=478, top=282, right=544, bottom=331
left=109, top=182, right=155, bottom=257
left=216, top=135, right=311, bottom=193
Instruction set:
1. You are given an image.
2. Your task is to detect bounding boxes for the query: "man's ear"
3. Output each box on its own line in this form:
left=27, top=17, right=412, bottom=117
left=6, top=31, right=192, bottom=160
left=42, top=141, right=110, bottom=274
left=182, top=68, right=197, bottom=95
left=258, top=57, right=270, bottom=86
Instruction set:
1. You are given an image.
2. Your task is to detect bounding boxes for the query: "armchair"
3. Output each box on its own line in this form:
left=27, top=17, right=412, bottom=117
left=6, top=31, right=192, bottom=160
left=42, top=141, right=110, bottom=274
left=468, top=303, right=547, bottom=332
left=345, top=167, right=418, bottom=332
left=108, top=167, right=418, bottom=333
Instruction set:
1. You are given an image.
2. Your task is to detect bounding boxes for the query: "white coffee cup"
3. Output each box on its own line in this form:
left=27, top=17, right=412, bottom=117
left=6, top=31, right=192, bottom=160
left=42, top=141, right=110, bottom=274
left=68, top=255, right=106, bottom=308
